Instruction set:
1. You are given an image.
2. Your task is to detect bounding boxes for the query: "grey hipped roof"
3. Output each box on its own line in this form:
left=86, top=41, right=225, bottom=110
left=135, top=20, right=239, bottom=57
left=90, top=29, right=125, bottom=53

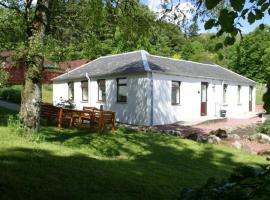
left=53, top=50, right=255, bottom=85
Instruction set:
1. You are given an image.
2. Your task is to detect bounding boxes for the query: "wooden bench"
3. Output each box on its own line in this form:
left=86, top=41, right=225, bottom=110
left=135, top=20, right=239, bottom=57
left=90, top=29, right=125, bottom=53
left=41, top=104, right=116, bottom=134
left=40, top=103, right=60, bottom=124
left=78, top=109, right=116, bottom=134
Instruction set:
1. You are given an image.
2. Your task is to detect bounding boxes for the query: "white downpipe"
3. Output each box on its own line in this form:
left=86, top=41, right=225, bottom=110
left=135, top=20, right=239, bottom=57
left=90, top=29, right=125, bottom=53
left=86, top=73, right=91, bottom=106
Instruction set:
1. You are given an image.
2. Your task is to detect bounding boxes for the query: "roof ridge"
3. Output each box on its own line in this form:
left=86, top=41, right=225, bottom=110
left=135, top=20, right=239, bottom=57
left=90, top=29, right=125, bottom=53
left=141, top=50, right=151, bottom=72
left=98, top=50, right=144, bottom=59
left=150, top=54, right=218, bottom=67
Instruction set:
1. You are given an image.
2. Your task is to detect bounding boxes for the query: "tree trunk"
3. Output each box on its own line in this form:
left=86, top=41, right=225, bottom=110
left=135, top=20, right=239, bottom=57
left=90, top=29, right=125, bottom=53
left=20, top=0, right=50, bottom=133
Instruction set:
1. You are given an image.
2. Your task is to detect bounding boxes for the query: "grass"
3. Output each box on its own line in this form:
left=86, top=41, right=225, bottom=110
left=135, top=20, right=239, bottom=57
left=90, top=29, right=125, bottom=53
left=0, top=84, right=53, bottom=103
left=0, top=107, right=268, bottom=199
left=256, top=83, right=266, bottom=105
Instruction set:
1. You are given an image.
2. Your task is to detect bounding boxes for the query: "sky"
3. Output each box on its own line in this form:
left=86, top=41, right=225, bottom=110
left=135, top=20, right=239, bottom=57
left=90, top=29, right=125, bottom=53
left=141, top=0, right=270, bottom=33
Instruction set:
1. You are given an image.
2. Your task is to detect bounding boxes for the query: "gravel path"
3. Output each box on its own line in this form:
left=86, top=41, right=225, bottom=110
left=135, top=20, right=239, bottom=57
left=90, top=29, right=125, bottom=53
left=194, top=117, right=261, bottom=133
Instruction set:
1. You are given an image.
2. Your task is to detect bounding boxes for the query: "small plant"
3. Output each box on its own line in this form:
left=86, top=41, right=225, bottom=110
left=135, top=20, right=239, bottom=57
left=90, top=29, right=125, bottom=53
left=180, top=165, right=270, bottom=200
left=7, top=114, right=24, bottom=136
left=56, top=97, right=75, bottom=109
left=257, top=120, right=270, bottom=135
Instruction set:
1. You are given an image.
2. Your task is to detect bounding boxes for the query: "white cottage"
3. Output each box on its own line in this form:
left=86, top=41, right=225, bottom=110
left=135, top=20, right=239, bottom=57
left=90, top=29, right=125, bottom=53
left=52, top=50, right=256, bottom=126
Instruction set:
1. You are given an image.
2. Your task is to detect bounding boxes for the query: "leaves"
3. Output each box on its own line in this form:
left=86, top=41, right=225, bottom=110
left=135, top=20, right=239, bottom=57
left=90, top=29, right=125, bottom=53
left=261, top=3, right=270, bottom=11
left=255, top=9, right=264, bottom=20
left=218, top=9, right=236, bottom=32
left=230, top=0, right=245, bottom=12
left=248, top=12, right=256, bottom=24
left=241, top=8, right=249, bottom=17
left=224, top=36, right=235, bottom=46
left=204, top=19, right=216, bottom=30
left=214, top=43, right=223, bottom=51
left=205, top=0, right=223, bottom=9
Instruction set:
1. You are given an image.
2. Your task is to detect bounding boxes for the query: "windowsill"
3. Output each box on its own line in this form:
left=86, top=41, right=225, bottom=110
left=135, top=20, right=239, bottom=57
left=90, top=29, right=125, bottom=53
left=222, top=104, right=228, bottom=107
left=97, top=101, right=106, bottom=103
left=237, top=103, right=242, bottom=106
left=172, top=103, right=181, bottom=106
left=81, top=100, right=88, bottom=103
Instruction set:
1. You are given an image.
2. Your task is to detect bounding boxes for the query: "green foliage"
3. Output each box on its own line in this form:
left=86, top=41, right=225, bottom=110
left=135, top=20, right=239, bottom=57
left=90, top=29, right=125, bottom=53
left=0, top=68, right=9, bottom=87
left=226, top=27, right=270, bottom=83
left=0, top=86, right=21, bottom=103
left=257, top=120, right=270, bottom=135
left=263, top=80, right=270, bottom=113
left=180, top=165, right=270, bottom=200
left=202, top=0, right=270, bottom=47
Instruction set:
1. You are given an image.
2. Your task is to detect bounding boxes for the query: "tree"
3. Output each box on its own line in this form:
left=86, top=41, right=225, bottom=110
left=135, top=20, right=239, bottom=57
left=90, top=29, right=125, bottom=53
left=0, top=67, right=8, bottom=87
left=0, top=0, right=51, bottom=133
left=160, top=0, right=270, bottom=48
left=226, top=27, right=270, bottom=82
left=263, top=80, right=270, bottom=113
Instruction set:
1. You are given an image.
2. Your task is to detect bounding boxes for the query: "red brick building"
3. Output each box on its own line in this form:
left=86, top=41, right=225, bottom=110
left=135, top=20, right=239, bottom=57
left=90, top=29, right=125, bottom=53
left=0, top=51, right=88, bottom=84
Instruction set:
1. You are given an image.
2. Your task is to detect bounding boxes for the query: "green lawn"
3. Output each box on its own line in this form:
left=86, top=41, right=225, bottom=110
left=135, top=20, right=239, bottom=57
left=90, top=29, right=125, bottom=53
left=0, top=84, right=53, bottom=103
left=0, top=107, right=268, bottom=200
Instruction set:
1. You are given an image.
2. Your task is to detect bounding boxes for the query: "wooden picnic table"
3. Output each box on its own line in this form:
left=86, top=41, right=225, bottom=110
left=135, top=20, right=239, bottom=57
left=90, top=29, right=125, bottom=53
left=56, top=107, right=116, bottom=134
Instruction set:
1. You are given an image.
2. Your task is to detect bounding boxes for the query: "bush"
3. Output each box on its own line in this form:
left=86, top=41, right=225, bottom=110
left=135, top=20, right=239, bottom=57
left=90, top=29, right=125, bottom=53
left=257, top=120, right=270, bottom=135
left=0, top=87, right=21, bottom=103
left=263, top=80, right=270, bottom=114
left=180, top=165, right=270, bottom=200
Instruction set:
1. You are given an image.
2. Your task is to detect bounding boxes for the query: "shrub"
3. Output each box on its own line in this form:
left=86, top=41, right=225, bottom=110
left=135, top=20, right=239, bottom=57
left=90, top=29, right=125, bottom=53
left=263, top=80, right=270, bottom=114
left=180, top=165, right=270, bottom=200
left=0, top=87, right=21, bottom=103
left=56, top=97, right=75, bottom=109
left=257, top=120, right=270, bottom=135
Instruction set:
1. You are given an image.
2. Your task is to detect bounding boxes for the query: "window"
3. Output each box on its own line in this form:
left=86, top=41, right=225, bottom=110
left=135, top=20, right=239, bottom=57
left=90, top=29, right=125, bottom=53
left=171, top=81, right=181, bottom=105
left=117, top=78, right=127, bottom=102
left=237, top=85, right=241, bottom=104
left=68, top=82, right=74, bottom=101
left=223, top=84, right=228, bottom=104
left=98, top=79, right=106, bottom=101
left=81, top=81, right=88, bottom=101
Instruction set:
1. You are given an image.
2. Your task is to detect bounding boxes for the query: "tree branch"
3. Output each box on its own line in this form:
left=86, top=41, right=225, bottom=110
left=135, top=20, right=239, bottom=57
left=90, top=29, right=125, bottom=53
left=0, top=2, right=22, bottom=15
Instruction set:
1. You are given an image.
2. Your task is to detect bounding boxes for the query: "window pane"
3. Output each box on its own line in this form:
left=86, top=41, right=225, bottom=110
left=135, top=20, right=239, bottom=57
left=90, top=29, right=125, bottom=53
left=172, top=81, right=180, bottom=87
left=118, top=78, right=127, bottom=84
left=238, top=85, right=241, bottom=104
left=82, top=81, right=88, bottom=101
left=98, top=80, right=106, bottom=101
left=171, top=81, right=180, bottom=104
left=82, top=81, right=87, bottom=87
left=118, top=85, right=127, bottom=102
left=68, top=82, right=74, bottom=100
left=201, top=84, right=207, bottom=102
left=223, top=84, right=227, bottom=104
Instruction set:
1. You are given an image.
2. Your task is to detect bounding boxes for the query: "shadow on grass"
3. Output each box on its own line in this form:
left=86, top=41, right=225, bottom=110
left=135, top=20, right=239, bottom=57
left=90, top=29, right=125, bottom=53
left=0, top=129, right=264, bottom=200
left=0, top=107, right=18, bottom=126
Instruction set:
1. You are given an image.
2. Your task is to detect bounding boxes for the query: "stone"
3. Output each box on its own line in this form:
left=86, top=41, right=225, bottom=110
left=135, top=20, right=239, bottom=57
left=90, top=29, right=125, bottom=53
left=257, top=149, right=270, bottom=156
left=207, top=135, right=221, bottom=144
left=227, top=133, right=241, bottom=141
left=210, top=129, right=228, bottom=139
left=231, top=141, right=242, bottom=149
left=249, top=133, right=270, bottom=144
left=186, top=133, right=199, bottom=141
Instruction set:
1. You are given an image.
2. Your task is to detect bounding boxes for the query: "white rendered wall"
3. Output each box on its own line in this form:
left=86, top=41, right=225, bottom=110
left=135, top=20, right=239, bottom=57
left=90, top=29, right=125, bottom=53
left=52, top=82, right=68, bottom=105
left=53, top=72, right=256, bottom=125
left=89, top=74, right=151, bottom=125
left=53, top=74, right=151, bottom=125
left=152, top=73, right=256, bottom=125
